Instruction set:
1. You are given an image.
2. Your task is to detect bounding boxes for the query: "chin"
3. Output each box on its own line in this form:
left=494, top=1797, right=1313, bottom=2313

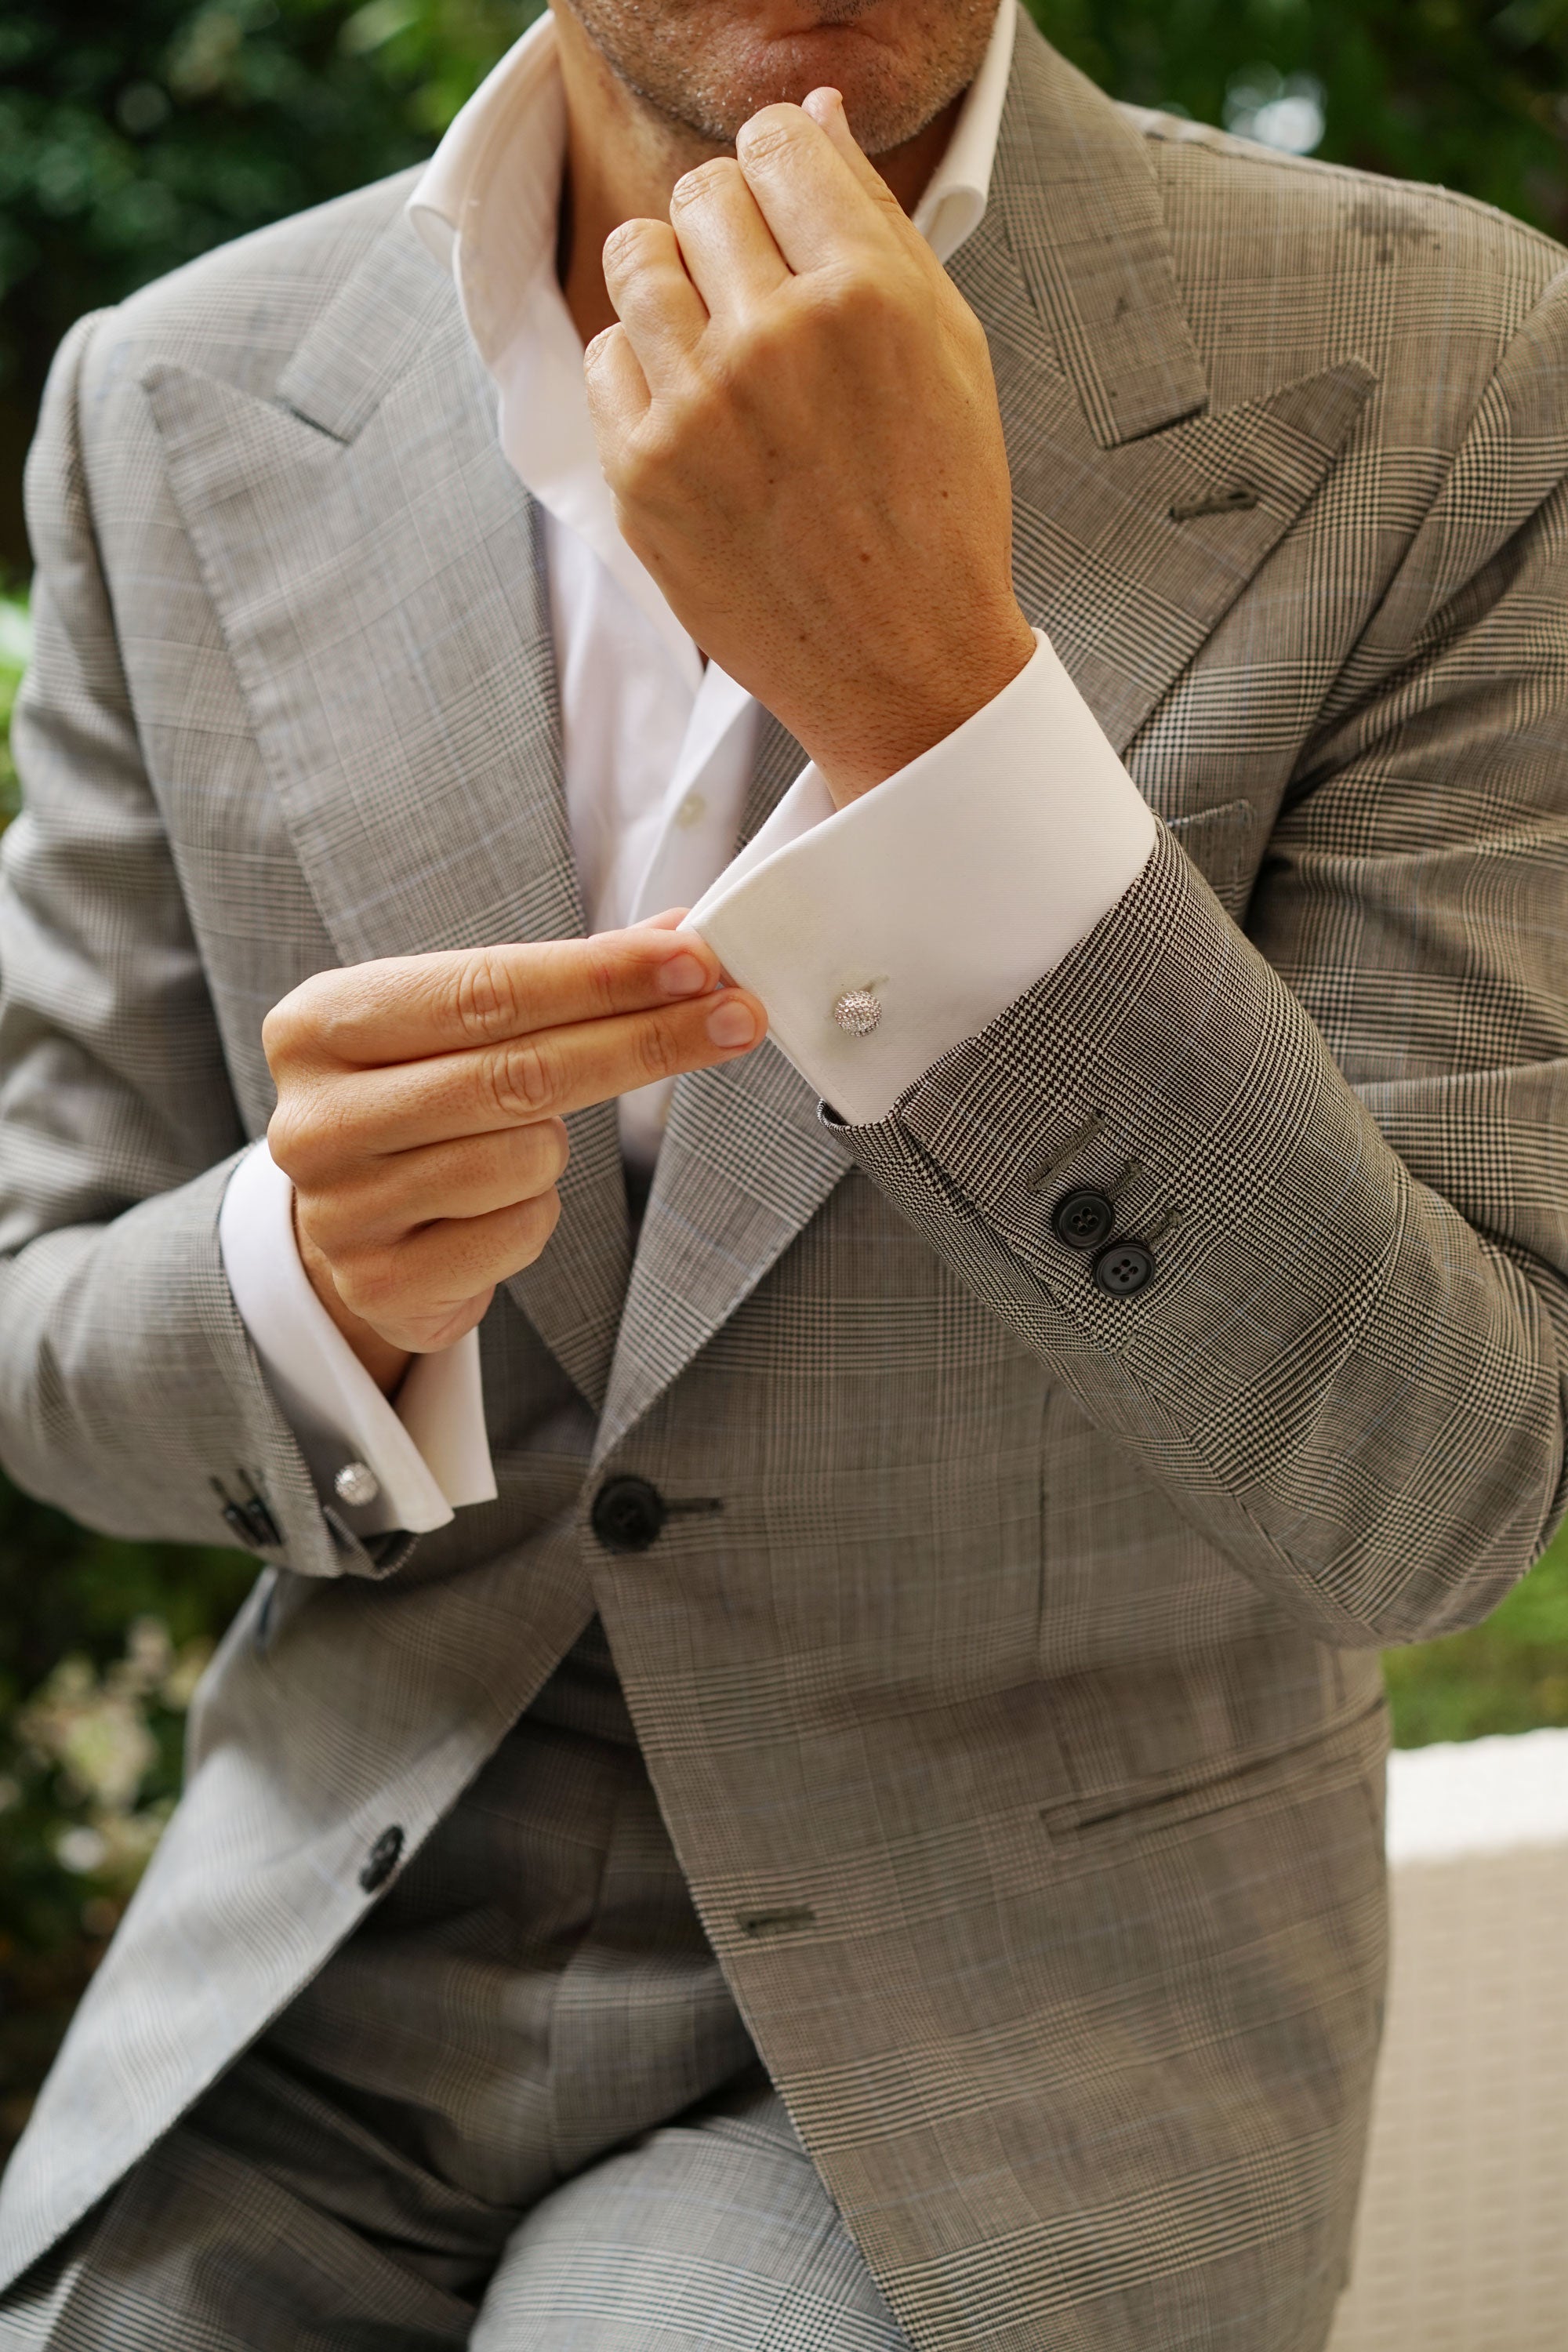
left=565, top=0, right=994, bottom=159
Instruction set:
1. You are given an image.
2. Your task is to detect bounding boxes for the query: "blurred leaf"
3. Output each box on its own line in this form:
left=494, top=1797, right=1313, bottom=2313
left=1384, top=1519, right=1568, bottom=1746
left=0, top=590, right=30, bottom=823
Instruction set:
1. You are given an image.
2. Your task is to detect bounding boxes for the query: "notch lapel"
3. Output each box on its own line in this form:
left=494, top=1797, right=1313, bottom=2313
left=144, top=222, right=630, bottom=1411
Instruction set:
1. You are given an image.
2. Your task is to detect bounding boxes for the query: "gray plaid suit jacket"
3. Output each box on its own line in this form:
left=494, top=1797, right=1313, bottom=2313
left=2, top=16, right=1566, bottom=2347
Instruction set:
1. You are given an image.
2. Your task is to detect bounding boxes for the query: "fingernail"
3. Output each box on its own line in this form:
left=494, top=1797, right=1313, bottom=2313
left=706, top=997, right=758, bottom=1048
left=658, top=951, right=710, bottom=997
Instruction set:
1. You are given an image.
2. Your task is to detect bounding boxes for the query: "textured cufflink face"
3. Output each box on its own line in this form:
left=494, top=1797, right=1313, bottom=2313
left=833, top=989, right=882, bottom=1036
left=335, top=1461, right=380, bottom=1508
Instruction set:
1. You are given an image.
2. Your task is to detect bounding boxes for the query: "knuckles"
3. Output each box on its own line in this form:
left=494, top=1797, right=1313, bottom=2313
left=601, top=216, right=670, bottom=284
left=518, top=1185, right=563, bottom=1265
left=265, top=1094, right=331, bottom=1185
left=453, top=946, right=525, bottom=1044
left=610, top=423, right=686, bottom=512
left=631, top=1014, right=684, bottom=1086
left=735, top=107, right=806, bottom=171
left=670, top=155, right=745, bottom=214
left=795, top=263, right=903, bottom=342
left=531, top=1116, right=572, bottom=1187
left=489, top=1038, right=557, bottom=1118
left=260, top=970, right=339, bottom=1072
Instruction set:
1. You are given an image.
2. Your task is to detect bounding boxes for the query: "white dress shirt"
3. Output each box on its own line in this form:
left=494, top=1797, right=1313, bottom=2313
left=219, top=0, right=1156, bottom=1537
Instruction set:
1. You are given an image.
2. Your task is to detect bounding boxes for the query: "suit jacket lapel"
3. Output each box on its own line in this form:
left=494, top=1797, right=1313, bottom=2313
left=958, top=21, right=1378, bottom=766
left=144, top=223, right=630, bottom=1412
left=601, top=20, right=1377, bottom=1457
left=597, top=707, right=848, bottom=1463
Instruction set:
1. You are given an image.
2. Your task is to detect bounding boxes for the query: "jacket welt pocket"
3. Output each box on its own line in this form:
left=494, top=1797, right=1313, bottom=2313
left=1037, top=1702, right=1387, bottom=1857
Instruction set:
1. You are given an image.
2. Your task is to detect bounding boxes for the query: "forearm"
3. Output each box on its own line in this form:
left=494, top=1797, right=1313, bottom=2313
left=836, top=829, right=1566, bottom=1648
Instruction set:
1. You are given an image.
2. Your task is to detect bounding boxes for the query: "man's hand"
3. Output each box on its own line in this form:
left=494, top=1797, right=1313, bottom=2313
left=584, top=87, right=1036, bottom=808
left=263, top=922, right=765, bottom=1392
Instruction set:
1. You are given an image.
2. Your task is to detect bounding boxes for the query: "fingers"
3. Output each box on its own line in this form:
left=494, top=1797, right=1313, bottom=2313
left=584, top=322, right=652, bottom=442
left=800, top=86, right=903, bottom=206
left=306, top=1120, right=572, bottom=1256
left=668, top=156, right=790, bottom=321
left=271, top=985, right=767, bottom=1168
left=735, top=96, right=907, bottom=274
left=392, top=1189, right=564, bottom=1305
left=330, top=1191, right=564, bottom=1346
left=263, top=924, right=726, bottom=1076
left=601, top=215, right=707, bottom=386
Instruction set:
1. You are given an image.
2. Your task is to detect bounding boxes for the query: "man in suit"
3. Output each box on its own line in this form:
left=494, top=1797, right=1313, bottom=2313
left=0, top=0, right=1565, bottom=2344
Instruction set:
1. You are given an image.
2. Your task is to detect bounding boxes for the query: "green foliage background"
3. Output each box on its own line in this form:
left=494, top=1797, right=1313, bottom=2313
left=3, top=0, right=1568, bottom=2141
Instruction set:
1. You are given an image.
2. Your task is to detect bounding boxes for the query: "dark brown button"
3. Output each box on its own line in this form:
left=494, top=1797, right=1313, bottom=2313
left=359, top=1825, right=404, bottom=1893
left=1092, top=1240, right=1156, bottom=1298
left=591, top=1475, right=667, bottom=1552
left=1052, top=1188, right=1116, bottom=1251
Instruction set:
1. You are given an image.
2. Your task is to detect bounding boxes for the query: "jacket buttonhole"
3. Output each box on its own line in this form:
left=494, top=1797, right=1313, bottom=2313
left=1027, top=1109, right=1107, bottom=1189
left=1107, top=1156, right=1145, bottom=1203
left=737, top=1905, right=816, bottom=1938
left=1169, top=485, right=1260, bottom=523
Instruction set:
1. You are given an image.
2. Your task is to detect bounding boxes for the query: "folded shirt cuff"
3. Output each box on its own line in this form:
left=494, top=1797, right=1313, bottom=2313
left=683, top=631, right=1158, bottom=1125
left=217, top=1141, right=498, bottom=1537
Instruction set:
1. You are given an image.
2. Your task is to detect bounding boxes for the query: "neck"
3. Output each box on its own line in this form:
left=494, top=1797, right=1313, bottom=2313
left=551, top=3, right=964, bottom=347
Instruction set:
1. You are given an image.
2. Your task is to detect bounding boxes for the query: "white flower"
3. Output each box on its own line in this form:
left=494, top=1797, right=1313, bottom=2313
left=55, top=1826, right=109, bottom=1875
left=19, top=1657, right=158, bottom=1810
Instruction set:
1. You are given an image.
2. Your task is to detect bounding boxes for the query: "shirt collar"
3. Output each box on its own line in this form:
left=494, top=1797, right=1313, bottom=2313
left=408, top=0, right=1018, bottom=355
left=912, top=0, right=1015, bottom=263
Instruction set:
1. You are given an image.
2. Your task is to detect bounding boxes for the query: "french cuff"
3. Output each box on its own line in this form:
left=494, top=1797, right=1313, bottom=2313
left=681, top=632, right=1159, bottom=1123
left=217, top=1142, right=498, bottom=1537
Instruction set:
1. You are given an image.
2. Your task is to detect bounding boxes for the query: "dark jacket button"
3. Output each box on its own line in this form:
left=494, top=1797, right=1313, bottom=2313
left=1092, top=1239, right=1156, bottom=1297
left=359, top=1825, right=404, bottom=1893
left=591, top=1475, right=667, bottom=1552
left=1052, top=1187, right=1116, bottom=1251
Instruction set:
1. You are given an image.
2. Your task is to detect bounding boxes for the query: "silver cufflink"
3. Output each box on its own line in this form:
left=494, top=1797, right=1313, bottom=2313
left=335, top=1461, right=380, bottom=1508
left=833, top=989, right=882, bottom=1036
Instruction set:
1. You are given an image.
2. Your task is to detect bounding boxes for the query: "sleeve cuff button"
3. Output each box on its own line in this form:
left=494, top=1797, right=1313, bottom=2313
left=1091, top=1240, right=1156, bottom=1298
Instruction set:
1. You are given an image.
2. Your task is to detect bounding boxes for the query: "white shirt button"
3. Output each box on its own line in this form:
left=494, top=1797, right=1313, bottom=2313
left=833, top=989, right=883, bottom=1036
left=676, top=790, right=706, bottom=829
left=335, top=1461, right=380, bottom=1508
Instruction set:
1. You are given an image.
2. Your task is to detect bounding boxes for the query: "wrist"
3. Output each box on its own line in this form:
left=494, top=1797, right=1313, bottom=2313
left=813, top=605, right=1038, bottom=808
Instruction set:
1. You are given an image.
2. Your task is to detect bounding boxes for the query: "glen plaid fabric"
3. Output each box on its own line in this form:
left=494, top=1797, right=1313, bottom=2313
left=2, top=13, right=1566, bottom=2348
left=0, top=2067, right=913, bottom=2351
left=0, top=1629, right=913, bottom=2351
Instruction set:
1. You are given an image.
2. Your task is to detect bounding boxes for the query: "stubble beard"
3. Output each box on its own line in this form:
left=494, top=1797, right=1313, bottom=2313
left=554, top=0, right=999, bottom=158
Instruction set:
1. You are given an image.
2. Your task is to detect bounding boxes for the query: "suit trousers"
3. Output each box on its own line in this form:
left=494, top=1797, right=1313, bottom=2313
left=0, top=1623, right=913, bottom=2350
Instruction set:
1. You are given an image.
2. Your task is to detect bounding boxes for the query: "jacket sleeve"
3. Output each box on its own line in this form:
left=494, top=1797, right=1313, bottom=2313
left=0, top=314, right=399, bottom=1580
left=837, top=279, right=1568, bottom=1651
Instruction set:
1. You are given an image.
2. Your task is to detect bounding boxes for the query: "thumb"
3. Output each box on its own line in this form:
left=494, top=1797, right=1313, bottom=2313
left=800, top=85, right=904, bottom=212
